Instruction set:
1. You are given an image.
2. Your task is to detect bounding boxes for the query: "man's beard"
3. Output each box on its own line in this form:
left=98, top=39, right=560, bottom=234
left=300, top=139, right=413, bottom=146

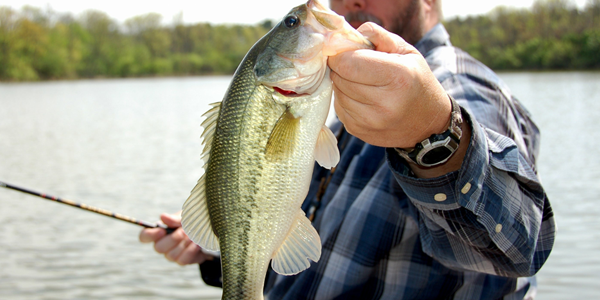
left=390, top=0, right=424, bottom=45
left=343, top=0, right=424, bottom=45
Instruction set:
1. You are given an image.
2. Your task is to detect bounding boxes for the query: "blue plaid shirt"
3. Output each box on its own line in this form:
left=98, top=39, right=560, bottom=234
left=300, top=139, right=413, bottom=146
left=260, top=23, right=556, bottom=299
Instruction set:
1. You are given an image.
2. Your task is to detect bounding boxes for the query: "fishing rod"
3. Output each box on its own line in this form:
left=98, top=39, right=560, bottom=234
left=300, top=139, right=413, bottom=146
left=0, top=180, right=175, bottom=234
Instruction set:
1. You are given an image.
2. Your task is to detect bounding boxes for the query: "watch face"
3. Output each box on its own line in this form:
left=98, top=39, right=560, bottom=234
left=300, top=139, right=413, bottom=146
left=420, top=146, right=452, bottom=166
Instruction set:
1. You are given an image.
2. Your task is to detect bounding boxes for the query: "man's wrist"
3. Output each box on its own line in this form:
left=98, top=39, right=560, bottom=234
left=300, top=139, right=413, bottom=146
left=404, top=118, right=471, bottom=178
left=394, top=95, right=463, bottom=168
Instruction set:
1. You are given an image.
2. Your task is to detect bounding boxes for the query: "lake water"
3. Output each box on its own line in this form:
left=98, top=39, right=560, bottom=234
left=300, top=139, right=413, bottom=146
left=0, top=72, right=598, bottom=299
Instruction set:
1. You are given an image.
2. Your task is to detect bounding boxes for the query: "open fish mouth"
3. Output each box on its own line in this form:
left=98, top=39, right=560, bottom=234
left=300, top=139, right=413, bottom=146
left=273, top=87, right=304, bottom=97
left=270, top=63, right=328, bottom=96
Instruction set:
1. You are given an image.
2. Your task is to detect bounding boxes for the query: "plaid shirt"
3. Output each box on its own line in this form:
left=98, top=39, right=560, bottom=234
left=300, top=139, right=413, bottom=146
left=261, top=23, right=555, bottom=300
left=199, top=24, right=556, bottom=299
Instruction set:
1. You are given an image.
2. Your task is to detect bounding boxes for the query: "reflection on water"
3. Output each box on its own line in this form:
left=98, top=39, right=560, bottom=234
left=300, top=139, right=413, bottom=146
left=1, top=72, right=599, bottom=299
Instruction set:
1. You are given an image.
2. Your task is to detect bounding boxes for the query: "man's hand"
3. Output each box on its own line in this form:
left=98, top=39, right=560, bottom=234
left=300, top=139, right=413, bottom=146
left=328, top=22, right=451, bottom=149
left=139, top=212, right=214, bottom=266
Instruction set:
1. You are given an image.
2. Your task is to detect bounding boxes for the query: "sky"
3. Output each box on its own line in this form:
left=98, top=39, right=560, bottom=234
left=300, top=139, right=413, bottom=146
left=0, top=0, right=591, bottom=25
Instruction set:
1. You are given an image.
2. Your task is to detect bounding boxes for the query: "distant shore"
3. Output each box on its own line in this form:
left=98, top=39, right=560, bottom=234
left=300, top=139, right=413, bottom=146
left=1, top=1, right=598, bottom=82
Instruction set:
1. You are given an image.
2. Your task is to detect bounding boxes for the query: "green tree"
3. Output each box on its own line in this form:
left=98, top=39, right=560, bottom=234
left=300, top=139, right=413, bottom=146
left=77, top=10, right=120, bottom=76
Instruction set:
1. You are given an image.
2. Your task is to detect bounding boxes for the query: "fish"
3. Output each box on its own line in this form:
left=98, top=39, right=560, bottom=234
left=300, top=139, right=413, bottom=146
left=181, top=0, right=372, bottom=299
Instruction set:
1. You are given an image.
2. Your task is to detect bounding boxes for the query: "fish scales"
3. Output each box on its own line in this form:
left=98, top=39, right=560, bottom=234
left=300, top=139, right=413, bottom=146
left=207, top=43, right=287, bottom=297
left=182, top=1, right=372, bottom=299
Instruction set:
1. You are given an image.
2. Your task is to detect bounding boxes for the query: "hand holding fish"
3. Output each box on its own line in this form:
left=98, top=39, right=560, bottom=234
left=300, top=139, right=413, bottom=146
left=139, top=212, right=214, bottom=266
left=329, top=22, right=452, bottom=149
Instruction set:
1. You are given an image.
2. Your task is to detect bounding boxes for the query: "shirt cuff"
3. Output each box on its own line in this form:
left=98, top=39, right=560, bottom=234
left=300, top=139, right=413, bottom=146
left=386, top=107, right=487, bottom=211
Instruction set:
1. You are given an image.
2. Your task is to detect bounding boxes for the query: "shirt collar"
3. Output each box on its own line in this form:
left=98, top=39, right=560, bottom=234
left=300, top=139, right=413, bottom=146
left=414, top=23, right=452, bottom=56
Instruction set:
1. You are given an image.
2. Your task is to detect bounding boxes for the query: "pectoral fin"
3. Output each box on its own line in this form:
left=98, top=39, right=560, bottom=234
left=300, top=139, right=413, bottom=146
left=266, top=110, right=300, bottom=160
left=271, top=210, right=321, bottom=275
left=314, top=125, right=340, bottom=169
left=181, top=174, right=220, bottom=251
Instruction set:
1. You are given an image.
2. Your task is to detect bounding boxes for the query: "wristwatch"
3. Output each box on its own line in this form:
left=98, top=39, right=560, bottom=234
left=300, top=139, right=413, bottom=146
left=394, top=95, right=463, bottom=167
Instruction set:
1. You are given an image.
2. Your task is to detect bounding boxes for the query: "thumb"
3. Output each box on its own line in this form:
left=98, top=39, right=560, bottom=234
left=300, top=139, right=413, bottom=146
left=356, top=22, right=417, bottom=55
left=160, top=212, right=182, bottom=228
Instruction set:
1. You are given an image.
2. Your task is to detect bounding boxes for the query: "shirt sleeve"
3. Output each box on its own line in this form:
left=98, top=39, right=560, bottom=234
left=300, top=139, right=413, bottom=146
left=199, top=258, right=223, bottom=288
left=385, top=74, right=556, bottom=278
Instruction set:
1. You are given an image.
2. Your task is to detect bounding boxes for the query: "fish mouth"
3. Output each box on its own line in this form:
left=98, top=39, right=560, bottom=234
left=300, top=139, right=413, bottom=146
left=257, top=0, right=372, bottom=97
left=273, top=87, right=304, bottom=97
left=268, top=61, right=328, bottom=96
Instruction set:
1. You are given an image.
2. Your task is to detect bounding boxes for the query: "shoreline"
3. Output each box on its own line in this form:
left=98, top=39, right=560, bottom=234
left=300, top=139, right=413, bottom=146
left=2, top=69, right=599, bottom=84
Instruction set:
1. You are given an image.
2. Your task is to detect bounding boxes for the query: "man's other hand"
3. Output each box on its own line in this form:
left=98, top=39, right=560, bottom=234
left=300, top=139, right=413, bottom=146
left=139, top=212, right=214, bottom=266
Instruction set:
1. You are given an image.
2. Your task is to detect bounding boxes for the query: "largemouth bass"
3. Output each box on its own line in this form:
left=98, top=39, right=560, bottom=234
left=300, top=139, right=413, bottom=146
left=181, top=0, right=372, bottom=299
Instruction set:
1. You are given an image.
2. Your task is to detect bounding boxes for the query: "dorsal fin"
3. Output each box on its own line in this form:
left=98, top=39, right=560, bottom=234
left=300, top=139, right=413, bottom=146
left=199, top=102, right=221, bottom=164
left=271, top=210, right=321, bottom=275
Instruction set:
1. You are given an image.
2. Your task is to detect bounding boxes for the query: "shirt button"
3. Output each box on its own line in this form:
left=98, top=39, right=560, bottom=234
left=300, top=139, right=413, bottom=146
left=434, top=193, right=447, bottom=202
left=461, top=182, right=472, bottom=194
left=495, top=224, right=503, bottom=233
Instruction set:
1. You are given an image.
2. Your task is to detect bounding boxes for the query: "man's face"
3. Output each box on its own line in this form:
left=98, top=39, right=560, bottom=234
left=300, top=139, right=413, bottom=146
left=330, top=0, right=425, bottom=45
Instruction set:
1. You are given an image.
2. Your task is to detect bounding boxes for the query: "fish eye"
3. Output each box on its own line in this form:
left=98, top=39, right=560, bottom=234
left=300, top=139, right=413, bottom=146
left=284, top=15, right=299, bottom=28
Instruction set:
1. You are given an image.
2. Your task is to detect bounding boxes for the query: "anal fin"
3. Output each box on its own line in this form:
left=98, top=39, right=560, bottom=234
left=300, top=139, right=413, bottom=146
left=271, top=210, right=321, bottom=275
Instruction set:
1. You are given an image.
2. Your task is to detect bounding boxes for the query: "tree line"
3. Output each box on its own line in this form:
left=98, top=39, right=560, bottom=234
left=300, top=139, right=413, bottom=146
left=0, top=8, right=272, bottom=81
left=0, top=0, right=599, bottom=81
left=444, top=0, right=600, bottom=70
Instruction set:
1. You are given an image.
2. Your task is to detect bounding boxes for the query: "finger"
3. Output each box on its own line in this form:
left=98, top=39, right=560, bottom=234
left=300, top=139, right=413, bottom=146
left=333, top=86, right=350, bottom=127
left=332, top=79, right=371, bottom=118
left=329, top=49, right=401, bottom=87
left=139, top=227, right=166, bottom=243
left=332, top=84, right=373, bottom=131
left=165, top=237, right=192, bottom=263
left=160, top=212, right=182, bottom=228
left=176, top=243, right=207, bottom=266
left=330, top=69, right=381, bottom=105
left=154, top=227, right=185, bottom=254
left=356, top=22, right=416, bottom=55
left=328, top=22, right=420, bottom=86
